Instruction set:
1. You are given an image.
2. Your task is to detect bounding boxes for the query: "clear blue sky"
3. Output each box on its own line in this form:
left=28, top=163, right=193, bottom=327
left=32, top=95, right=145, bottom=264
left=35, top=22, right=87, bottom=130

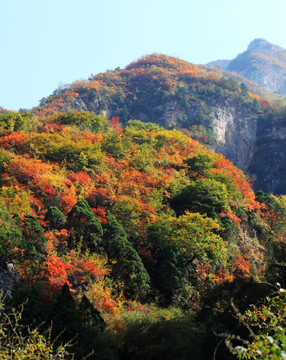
left=1, top=0, right=286, bottom=110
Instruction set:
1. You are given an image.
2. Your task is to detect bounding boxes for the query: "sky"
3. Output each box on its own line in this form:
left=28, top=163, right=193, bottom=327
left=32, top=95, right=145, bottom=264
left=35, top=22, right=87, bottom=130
left=1, top=0, right=286, bottom=111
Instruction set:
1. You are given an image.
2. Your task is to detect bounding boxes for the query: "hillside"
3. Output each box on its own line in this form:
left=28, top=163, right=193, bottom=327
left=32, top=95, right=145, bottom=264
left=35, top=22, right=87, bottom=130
left=1, top=109, right=286, bottom=358
left=30, top=52, right=286, bottom=193
left=33, top=54, right=262, bottom=167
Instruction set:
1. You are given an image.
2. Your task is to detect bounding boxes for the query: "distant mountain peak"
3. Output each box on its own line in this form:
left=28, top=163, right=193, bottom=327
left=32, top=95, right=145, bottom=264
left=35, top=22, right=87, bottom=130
left=247, top=38, right=284, bottom=55
left=220, top=39, right=286, bottom=95
left=247, top=38, right=271, bottom=51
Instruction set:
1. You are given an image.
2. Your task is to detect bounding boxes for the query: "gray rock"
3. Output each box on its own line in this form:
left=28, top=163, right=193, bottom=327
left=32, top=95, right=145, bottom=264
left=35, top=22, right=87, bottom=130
left=0, top=263, right=20, bottom=298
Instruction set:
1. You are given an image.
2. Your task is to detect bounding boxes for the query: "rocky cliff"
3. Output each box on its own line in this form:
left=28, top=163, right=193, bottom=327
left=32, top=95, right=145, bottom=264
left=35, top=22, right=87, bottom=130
left=0, top=263, right=20, bottom=298
left=211, top=101, right=257, bottom=171
left=249, top=108, right=286, bottom=194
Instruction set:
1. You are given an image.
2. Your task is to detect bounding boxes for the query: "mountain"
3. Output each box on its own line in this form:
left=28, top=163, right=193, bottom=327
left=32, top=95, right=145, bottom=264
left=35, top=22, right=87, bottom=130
left=33, top=54, right=262, bottom=169
left=2, top=47, right=286, bottom=359
left=32, top=52, right=285, bottom=192
left=209, top=38, right=286, bottom=95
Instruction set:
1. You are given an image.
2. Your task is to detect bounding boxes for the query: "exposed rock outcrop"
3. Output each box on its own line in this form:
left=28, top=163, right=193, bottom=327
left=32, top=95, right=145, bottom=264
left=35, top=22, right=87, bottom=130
left=249, top=112, right=286, bottom=194
left=211, top=101, right=257, bottom=171
left=0, top=263, right=20, bottom=298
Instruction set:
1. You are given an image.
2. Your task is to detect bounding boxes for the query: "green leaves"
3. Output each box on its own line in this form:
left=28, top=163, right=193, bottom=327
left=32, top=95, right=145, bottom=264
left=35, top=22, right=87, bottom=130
left=103, top=211, right=150, bottom=297
left=45, top=206, right=66, bottom=230
left=55, top=110, right=110, bottom=133
left=68, top=199, right=103, bottom=251
left=149, top=211, right=227, bottom=267
left=228, top=289, right=286, bottom=359
left=172, top=178, right=229, bottom=217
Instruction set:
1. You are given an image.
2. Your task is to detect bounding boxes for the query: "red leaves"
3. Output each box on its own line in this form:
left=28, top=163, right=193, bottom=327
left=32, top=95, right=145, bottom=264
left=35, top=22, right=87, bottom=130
left=232, top=253, right=252, bottom=278
left=70, top=256, right=106, bottom=279
left=60, top=189, right=77, bottom=213
left=0, top=131, right=27, bottom=150
left=46, top=255, right=73, bottom=290
left=91, top=207, right=107, bottom=223
left=102, top=297, right=116, bottom=313
left=214, top=156, right=260, bottom=212
left=45, top=253, right=106, bottom=292
left=69, top=171, right=91, bottom=185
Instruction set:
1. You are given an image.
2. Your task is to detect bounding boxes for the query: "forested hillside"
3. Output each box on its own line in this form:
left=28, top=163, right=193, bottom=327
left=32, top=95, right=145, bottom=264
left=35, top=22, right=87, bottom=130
left=1, top=109, right=286, bottom=358
left=26, top=52, right=286, bottom=194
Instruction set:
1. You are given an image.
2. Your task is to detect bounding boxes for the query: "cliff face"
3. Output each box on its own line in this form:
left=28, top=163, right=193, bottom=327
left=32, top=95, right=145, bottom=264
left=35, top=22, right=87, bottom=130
left=249, top=111, right=286, bottom=194
left=211, top=101, right=257, bottom=171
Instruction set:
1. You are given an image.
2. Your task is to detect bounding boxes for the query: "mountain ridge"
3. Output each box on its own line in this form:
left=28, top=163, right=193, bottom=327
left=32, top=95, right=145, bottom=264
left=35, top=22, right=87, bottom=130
left=3, top=41, right=285, bottom=193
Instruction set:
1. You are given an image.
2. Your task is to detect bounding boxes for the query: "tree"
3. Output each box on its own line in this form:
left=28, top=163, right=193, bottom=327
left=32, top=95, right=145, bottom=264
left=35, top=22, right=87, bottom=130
left=156, top=247, right=188, bottom=304
left=0, top=111, right=39, bottom=133
left=45, top=206, right=66, bottom=230
left=171, top=178, right=229, bottom=217
left=67, top=199, right=103, bottom=251
left=22, top=214, right=47, bottom=253
left=77, top=294, right=106, bottom=358
left=103, top=211, right=150, bottom=297
left=148, top=211, right=227, bottom=266
left=52, top=283, right=80, bottom=345
left=0, top=209, right=24, bottom=264
left=0, top=154, right=4, bottom=185
left=185, top=153, right=216, bottom=178
left=79, top=294, right=105, bottom=332
left=55, top=110, right=109, bottom=133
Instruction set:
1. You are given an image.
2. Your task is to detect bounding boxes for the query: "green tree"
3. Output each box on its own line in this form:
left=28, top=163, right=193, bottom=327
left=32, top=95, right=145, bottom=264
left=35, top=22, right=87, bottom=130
left=149, top=211, right=227, bottom=267
left=45, top=206, right=66, bottom=230
left=171, top=178, right=229, bottom=217
left=185, top=153, right=216, bottom=178
left=22, top=214, right=47, bottom=253
left=77, top=295, right=105, bottom=358
left=156, top=247, right=188, bottom=303
left=0, top=111, right=39, bottom=133
left=103, top=211, right=150, bottom=297
left=0, top=209, right=24, bottom=264
left=0, top=154, right=4, bottom=185
left=55, top=110, right=109, bottom=133
left=79, top=294, right=105, bottom=332
left=68, top=199, right=103, bottom=251
left=52, top=283, right=80, bottom=345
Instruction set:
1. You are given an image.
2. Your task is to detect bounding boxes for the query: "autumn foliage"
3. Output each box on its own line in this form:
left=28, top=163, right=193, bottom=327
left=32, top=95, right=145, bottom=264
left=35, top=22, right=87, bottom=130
left=0, top=99, right=284, bottom=359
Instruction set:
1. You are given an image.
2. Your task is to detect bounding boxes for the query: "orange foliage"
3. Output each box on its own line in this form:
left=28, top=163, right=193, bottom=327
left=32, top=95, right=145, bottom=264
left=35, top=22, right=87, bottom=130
left=213, top=156, right=260, bottom=212
left=249, top=92, right=270, bottom=107
left=0, top=131, right=28, bottom=150
left=232, top=253, right=252, bottom=278
left=46, top=254, right=73, bottom=290
left=69, top=171, right=91, bottom=185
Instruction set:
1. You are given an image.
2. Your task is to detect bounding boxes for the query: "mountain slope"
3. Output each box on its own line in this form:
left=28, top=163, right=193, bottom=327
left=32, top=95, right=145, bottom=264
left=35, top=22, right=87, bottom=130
left=33, top=54, right=262, bottom=172
left=2, top=109, right=286, bottom=359
left=29, top=50, right=286, bottom=194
